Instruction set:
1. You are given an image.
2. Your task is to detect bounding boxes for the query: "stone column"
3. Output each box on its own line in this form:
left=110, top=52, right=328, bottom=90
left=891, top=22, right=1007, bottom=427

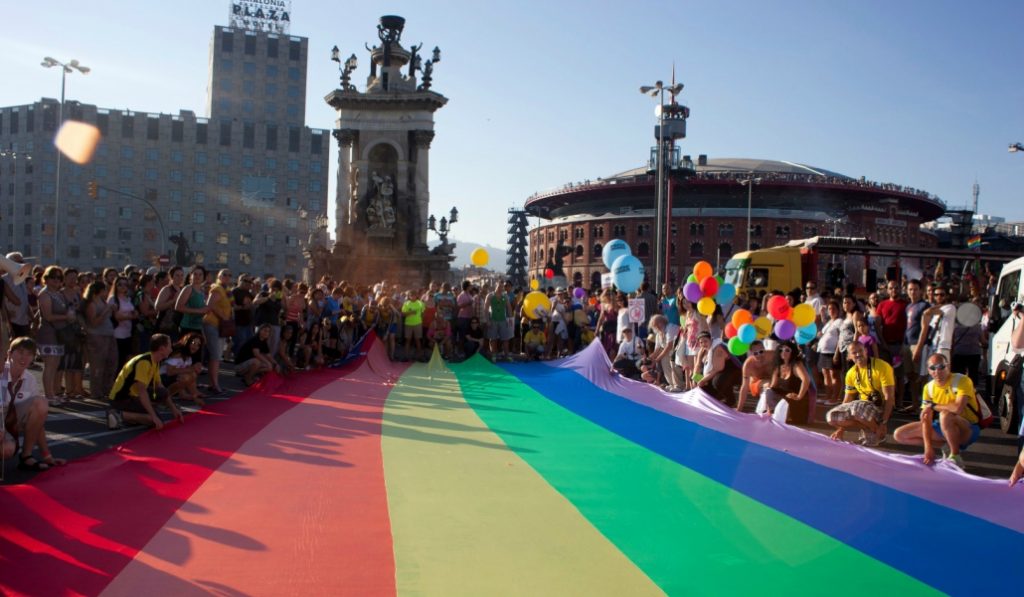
left=412, top=130, right=435, bottom=248
left=332, top=128, right=358, bottom=245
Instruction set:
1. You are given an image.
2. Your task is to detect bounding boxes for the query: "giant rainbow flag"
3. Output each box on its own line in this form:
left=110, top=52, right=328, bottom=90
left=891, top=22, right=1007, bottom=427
left=2, top=335, right=1022, bottom=596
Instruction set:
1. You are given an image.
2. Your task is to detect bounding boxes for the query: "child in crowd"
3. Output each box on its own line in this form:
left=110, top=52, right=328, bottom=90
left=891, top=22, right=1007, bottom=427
left=855, top=317, right=880, bottom=359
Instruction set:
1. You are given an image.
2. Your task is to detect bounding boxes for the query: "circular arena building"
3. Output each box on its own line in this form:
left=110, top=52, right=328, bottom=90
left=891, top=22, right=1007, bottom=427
left=524, top=157, right=946, bottom=289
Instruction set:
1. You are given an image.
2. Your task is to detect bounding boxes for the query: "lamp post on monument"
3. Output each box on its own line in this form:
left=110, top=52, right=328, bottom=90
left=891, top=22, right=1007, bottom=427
left=739, top=174, right=762, bottom=252
left=640, top=78, right=690, bottom=288
left=428, top=206, right=458, bottom=249
left=330, top=46, right=358, bottom=91
left=41, top=56, right=89, bottom=263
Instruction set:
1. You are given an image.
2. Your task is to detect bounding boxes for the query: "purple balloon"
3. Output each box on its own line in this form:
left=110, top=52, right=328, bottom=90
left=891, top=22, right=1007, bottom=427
left=574, top=287, right=586, bottom=299
left=683, top=282, right=703, bottom=303
left=774, top=319, right=796, bottom=340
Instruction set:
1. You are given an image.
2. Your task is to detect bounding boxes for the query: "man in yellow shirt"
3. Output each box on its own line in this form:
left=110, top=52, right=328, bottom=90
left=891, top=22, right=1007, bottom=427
left=893, top=353, right=981, bottom=470
left=826, top=342, right=895, bottom=446
left=107, top=334, right=183, bottom=430
left=523, top=321, right=547, bottom=361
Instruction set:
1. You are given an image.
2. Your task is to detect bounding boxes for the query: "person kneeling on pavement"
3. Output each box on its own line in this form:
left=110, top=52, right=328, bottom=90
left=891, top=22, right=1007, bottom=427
left=107, top=333, right=184, bottom=431
left=236, top=324, right=277, bottom=385
left=3, top=337, right=67, bottom=471
left=826, top=341, right=894, bottom=446
left=893, top=353, right=981, bottom=470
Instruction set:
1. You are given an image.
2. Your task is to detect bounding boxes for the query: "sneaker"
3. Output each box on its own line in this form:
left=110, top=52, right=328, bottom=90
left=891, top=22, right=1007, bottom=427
left=941, top=444, right=951, bottom=460
left=106, top=409, right=123, bottom=430
left=856, top=429, right=868, bottom=444
left=863, top=429, right=886, bottom=447
left=946, top=453, right=965, bottom=470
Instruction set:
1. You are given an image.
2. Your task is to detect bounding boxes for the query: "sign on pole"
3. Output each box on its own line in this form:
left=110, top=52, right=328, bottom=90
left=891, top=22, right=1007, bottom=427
left=601, top=273, right=613, bottom=289
left=158, top=255, right=170, bottom=267
left=628, top=298, right=646, bottom=324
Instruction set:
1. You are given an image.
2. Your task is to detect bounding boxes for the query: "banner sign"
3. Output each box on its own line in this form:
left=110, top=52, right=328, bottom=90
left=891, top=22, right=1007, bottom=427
left=230, top=0, right=291, bottom=34
left=601, top=273, right=613, bottom=289
left=628, top=299, right=645, bottom=324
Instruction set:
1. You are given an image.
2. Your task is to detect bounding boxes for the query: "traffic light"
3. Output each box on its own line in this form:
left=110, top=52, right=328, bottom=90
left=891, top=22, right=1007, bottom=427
left=88, top=181, right=98, bottom=198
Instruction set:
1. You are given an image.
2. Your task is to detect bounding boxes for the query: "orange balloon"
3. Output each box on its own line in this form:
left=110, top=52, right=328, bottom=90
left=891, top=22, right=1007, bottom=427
left=693, top=261, right=713, bottom=281
left=731, top=308, right=753, bottom=329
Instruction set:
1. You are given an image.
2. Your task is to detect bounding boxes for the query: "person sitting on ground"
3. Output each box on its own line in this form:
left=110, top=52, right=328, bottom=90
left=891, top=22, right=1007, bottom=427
left=613, top=326, right=645, bottom=379
left=523, top=320, right=547, bottom=361
left=826, top=341, right=894, bottom=446
left=759, top=340, right=813, bottom=424
left=736, top=340, right=772, bottom=413
left=694, top=330, right=743, bottom=406
left=892, top=353, right=982, bottom=470
left=161, top=333, right=205, bottom=405
left=106, top=334, right=184, bottom=431
left=236, top=324, right=277, bottom=385
left=2, top=337, right=66, bottom=471
left=276, top=324, right=299, bottom=375
left=463, top=317, right=487, bottom=359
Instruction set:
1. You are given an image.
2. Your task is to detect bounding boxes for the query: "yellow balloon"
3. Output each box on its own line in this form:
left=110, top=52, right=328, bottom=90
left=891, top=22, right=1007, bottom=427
left=523, top=291, right=552, bottom=320
left=753, top=316, right=772, bottom=339
left=471, top=247, right=489, bottom=267
left=791, top=303, right=815, bottom=328
left=697, top=297, right=716, bottom=316
left=530, top=279, right=539, bottom=290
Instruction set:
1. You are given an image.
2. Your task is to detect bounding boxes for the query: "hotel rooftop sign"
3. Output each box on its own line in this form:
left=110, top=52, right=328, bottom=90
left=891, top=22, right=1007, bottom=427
left=229, top=0, right=291, bottom=34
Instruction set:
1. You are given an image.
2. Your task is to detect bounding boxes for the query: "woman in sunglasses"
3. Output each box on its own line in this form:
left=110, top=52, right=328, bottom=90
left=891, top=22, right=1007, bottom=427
left=759, top=340, right=813, bottom=425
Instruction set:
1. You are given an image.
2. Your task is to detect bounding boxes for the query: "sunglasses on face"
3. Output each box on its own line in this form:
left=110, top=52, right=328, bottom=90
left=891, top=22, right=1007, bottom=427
left=751, top=350, right=765, bottom=356
left=928, top=364, right=947, bottom=371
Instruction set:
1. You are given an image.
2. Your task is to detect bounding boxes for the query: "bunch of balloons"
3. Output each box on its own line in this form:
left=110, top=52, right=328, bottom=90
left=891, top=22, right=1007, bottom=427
left=601, top=239, right=644, bottom=293
left=722, top=295, right=818, bottom=356
left=681, top=261, right=737, bottom=317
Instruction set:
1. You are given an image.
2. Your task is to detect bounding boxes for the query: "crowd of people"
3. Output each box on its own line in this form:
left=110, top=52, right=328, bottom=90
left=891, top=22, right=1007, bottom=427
left=2, top=251, right=1023, bottom=484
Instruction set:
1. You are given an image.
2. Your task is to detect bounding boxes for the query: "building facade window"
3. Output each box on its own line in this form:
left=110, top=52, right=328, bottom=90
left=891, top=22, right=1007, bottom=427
left=689, top=242, right=704, bottom=258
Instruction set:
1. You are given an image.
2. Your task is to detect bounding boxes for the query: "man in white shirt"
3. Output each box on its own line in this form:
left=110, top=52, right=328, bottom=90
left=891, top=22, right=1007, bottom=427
left=2, top=337, right=65, bottom=471
left=913, top=285, right=956, bottom=377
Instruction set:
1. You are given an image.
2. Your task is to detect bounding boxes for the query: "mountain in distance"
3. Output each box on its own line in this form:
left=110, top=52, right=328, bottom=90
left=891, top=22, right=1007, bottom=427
left=428, top=238, right=508, bottom=271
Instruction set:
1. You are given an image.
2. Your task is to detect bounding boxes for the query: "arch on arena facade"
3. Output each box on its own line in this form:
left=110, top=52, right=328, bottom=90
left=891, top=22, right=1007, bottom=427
left=593, top=242, right=603, bottom=258
left=637, top=242, right=650, bottom=257
left=591, top=271, right=602, bottom=290
left=689, top=241, right=704, bottom=258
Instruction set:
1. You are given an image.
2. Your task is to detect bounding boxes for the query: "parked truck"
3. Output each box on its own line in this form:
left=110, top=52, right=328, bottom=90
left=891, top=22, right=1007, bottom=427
left=986, top=255, right=1024, bottom=438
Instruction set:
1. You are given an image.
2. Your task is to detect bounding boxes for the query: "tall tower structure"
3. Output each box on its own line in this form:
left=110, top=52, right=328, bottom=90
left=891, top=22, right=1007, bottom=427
left=322, top=15, right=450, bottom=283
left=506, top=208, right=529, bottom=288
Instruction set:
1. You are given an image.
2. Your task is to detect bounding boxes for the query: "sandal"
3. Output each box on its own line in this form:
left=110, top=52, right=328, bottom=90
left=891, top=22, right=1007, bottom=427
left=40, top=452, right=67, bottom=467
left=18, top=455, right=50, bottom=472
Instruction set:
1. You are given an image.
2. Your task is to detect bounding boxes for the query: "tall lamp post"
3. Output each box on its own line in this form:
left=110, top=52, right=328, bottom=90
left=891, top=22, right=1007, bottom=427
left=640, top=79, right=687, bottom=288
left=0, top=147, right=31, bottom=253
left=41, top=56, right=90, bottom=263
left=739, top=174, right=762, bottom=252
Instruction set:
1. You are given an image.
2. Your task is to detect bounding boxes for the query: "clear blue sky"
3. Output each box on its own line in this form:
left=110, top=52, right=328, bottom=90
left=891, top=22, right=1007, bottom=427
left=3, top=0, right=1022, bottom=248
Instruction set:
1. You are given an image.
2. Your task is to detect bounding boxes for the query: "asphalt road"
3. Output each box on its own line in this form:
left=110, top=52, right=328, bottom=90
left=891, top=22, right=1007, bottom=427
left=2, top=359, right=1020, bottom=485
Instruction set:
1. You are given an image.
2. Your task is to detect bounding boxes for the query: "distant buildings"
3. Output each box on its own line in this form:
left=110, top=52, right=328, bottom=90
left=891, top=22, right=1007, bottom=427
left=0, top=23, right=329, bottom=275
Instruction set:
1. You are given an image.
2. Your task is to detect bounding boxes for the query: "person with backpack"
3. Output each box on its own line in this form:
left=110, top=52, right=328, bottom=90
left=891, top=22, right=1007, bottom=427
left=892, top=352, right=988, bottom=470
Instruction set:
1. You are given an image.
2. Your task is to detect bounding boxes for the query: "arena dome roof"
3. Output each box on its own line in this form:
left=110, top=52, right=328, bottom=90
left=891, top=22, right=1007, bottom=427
left=608, top=158, right=852, bottom=180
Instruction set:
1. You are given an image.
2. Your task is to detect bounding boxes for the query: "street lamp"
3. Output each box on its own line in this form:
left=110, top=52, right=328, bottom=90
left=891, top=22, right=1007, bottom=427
left=0, top=147, right=31, bottom=253
left=1011, top=143, right=1024, bottom=153
left=640, top=79, right=685, bottom=288
left=428, top=207, right=458, bottom=245
left=41, top=56, right=89, bottom=263
left=331, top=46, right=358, bottom=91
left=739, top=174, right=762, bottom=252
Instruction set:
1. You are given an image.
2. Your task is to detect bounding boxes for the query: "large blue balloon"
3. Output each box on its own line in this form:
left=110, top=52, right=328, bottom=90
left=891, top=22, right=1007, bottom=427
left=716, top=282, right=737, bottom=306
left=611, top=254, right=645, bottom=293
left=602, top=239, right=632, bottom=270
left=796, top=322, right=818, bottom=345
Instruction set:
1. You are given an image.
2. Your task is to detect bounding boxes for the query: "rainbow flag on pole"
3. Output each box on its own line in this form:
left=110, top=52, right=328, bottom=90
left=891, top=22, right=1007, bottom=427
left=2, top=337, right=1023, bottom=596
left=968, top=234, right=983, bottom=249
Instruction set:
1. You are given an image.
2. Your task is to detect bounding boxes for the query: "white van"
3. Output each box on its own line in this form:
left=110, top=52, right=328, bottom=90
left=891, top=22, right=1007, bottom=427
left=987, top=255, right=1024, bottom=435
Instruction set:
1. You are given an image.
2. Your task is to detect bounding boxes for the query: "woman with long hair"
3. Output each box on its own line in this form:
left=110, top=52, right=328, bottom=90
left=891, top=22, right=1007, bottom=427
left=155, top=266, right=185, bottom=342
left=83, top=280, right=118, bottom=401
left=675, top=294, right=703, bottom=390
left=594, top=289, right=618, bottom=356
left=36, top=267, right=74, bottom=405
left=817, top=300, right=844, bottom=406
left=108, top=275, right=138, bottom=369
left=162, top=333, right=205, bottom=405
left=761, top=340, right=814, bottom=425
left=201, top=269, right=233, bottom=395
left=59, top=267, right=86, bottom=400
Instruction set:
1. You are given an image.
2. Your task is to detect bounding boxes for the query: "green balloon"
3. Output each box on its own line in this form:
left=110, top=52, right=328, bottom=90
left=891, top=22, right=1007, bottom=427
left=727, top=337, right=750, bottom=356
left=715, top=275, right=724, bottom=286
left=687, top=274, right=698, bottom=284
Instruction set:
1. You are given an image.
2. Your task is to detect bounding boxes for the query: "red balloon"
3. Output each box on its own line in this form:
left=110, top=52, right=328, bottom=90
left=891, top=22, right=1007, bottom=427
left=700, top=275, right=719, bottom=298
left=768, top=295, right=792, bottom=320
left=724, top=322, right=738, bottom=339
left=544, top=268, right=554, bottom=279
